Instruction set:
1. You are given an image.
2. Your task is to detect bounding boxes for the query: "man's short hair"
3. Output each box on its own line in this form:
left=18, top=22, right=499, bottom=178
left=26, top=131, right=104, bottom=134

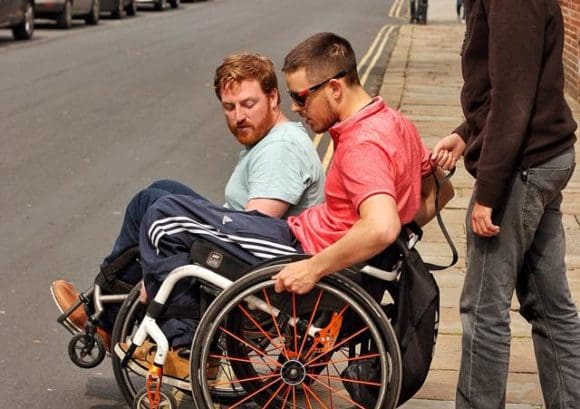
left=214, top=53, right=280, bottom=105
left=282, top=32, right=360, bottom=86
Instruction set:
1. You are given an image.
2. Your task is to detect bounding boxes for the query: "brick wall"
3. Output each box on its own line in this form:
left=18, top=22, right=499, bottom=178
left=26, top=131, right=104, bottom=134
left=561, top=0, right=580, bottom=102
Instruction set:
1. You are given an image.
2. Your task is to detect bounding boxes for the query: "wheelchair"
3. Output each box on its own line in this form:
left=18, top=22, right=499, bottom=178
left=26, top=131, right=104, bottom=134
left=54, top=246, right=140, bottom=369
left=109, top=222, right=440, bottom=409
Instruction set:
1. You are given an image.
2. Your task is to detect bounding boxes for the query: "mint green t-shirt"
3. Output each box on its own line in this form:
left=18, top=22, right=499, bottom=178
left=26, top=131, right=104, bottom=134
left=224, top=121, right=325, bottom=218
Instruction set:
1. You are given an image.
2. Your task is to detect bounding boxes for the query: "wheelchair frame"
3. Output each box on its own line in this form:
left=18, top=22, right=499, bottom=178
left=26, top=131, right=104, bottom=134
left=55, top=283, right=129, bottom=368
left=55, top=246, right=140, bottom=368
left=110, top=237, right=424, bottom=409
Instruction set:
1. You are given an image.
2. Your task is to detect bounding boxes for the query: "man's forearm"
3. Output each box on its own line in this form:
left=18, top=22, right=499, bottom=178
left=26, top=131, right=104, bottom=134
left=308, top=216, right=401, bottom=280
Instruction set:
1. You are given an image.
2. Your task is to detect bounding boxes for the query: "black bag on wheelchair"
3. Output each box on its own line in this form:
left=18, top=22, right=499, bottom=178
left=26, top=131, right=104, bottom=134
left=341, top=241, right=439, bottom=407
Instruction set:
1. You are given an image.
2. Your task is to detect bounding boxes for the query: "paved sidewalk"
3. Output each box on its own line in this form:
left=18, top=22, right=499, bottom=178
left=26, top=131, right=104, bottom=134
left=381, top=1, right=580, bottom=408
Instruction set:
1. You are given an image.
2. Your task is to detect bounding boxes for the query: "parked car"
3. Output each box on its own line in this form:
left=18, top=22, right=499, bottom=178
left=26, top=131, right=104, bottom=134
left=0, top=0, right=34, bottom=40
left=35, top=0, right=99, bottom=28
left=100, top=0, right=136, bottom=19
left=136, top=0, right=178, bottom=12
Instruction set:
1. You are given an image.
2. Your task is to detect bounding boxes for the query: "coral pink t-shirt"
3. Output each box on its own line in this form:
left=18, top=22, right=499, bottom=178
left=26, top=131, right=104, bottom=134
left=287, top=97, right=433, bottom=254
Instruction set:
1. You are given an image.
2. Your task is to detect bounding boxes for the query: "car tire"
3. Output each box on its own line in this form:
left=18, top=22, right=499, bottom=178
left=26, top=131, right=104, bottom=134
left=125, top=0, right=136, bottom=16
left=154, top=0, right=165, bottom=11
left=85, top=0, right=99, bottom=24
left=169, top=0, right=179, bottom=8
left=57, top=0, right=73, bottom=29
left=111, top=0, right=123, bottom=18
left=12, top=0, right=34, bottom=40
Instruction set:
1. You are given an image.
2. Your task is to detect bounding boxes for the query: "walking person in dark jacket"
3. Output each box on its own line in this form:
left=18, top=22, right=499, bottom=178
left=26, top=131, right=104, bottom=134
left=433, top=1, right=580, bottom=408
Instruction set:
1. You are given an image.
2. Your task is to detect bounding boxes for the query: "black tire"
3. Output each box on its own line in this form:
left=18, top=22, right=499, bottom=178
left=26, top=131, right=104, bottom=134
left=111, top=285, right=149, bottom=406
left=12, top=0, right=34, bottom=40
left=85, top=0, right=99, bottom=25
left=57, top=0, right=72, bottom=29
left=190, top=263, right=403, bottom=409
left=153, top=0, right=164, bottom=11
left=125, top=0, right=136, bottom=16
left=133, top=386, right=177, bottom=409
left=111, top=0, right=124, bottom=18
left=169, top=0, right=179, bottom=9
left=68, top=332, right=107, bottom=369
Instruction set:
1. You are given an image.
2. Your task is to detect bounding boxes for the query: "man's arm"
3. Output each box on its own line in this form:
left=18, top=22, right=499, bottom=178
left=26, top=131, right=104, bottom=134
left=274, top=194, right=400, bottom=294
left=245, top=198, right=290, bottom=218
left=414, top=167, right=455, bottom=227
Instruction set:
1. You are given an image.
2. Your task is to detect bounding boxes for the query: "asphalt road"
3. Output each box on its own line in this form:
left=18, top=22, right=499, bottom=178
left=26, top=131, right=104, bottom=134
left=0, top=1, right=402, bottom=407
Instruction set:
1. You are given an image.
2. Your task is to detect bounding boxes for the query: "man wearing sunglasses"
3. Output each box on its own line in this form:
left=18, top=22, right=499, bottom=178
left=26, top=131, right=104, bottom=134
left=137, top=32, right=452, bottom=366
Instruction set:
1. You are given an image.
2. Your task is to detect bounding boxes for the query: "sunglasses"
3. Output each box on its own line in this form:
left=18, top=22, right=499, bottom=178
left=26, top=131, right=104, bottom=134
left=287, top=70, right=347, bottom=107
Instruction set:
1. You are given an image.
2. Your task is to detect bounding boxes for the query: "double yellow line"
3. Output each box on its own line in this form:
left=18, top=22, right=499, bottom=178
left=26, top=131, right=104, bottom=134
left=314, top=0, right=404, bottom=170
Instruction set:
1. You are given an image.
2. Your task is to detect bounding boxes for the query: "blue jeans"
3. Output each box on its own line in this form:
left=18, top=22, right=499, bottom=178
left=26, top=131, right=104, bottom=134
left=457, top=147, right=580, bottom=409
left=99, top=179, right=207, bottom=330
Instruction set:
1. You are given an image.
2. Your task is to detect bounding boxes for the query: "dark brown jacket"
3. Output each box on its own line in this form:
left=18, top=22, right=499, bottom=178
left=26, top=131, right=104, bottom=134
left=454, top=0, right=576, bottom=208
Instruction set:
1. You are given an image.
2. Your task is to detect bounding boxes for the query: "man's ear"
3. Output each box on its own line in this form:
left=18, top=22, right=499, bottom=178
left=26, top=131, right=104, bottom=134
left=328, top=79, right=343, bottom=101
left=269, top=89, right=280, bottom=108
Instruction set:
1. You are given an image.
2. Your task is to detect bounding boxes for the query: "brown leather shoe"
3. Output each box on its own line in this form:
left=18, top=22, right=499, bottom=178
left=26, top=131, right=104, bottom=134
left=116, top=341, right=190, bottom=383
left=51, top=279, right=111, bottom=350
left=50, top=280, right=88, bottom=331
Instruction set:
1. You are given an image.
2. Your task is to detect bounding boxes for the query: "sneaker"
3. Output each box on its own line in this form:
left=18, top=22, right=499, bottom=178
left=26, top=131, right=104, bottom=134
left=115, top=341, right=191, bottom=390
left=51, top=279, right=112, bottom=350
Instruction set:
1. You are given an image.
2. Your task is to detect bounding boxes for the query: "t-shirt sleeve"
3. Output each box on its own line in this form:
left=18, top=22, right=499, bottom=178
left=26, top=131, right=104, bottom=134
left=246, top=141, right=307, bottom=205
left=339, top=141, right=397, bottom=211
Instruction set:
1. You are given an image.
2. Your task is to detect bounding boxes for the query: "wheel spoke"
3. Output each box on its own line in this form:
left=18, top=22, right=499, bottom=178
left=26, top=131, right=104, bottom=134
left=305, top=325, right=370, bottom=366
left=218, top=325, right=281, bottom=368
left=304, top=374, right=368, bottom=409
left=262, top=289, right=290, bottom=359
left=224, top=376, right=282, bottom=409
left=237, top=304, right=286, bottom=357
left=297, top=289, right=324, bottom=358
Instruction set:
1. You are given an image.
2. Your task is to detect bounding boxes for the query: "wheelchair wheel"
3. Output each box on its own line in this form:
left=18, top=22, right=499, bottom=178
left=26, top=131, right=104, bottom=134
left=111, top=283, right=246, bottom=406
left=133, top=386, right=177, bottom=409
left=111, top=285, right=151, bottom=406
left=68, top=331, right=106, bottom=368
left=190, top=262, right=402, bottom=409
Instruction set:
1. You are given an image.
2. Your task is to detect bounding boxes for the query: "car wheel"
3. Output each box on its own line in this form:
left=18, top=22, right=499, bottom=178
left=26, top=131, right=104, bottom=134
left=57, top=0, right=73, bottom=29
left=85, top=0, right=99, bottom=24
left=112, top=0, right=123, bottom=18
left=125, top=0, right=136, bottom=16
left=169, top=0, right=179, bottom=8
left=12, top=0, right=34, bottom=40
left=154, top=0, right=165, bottom=11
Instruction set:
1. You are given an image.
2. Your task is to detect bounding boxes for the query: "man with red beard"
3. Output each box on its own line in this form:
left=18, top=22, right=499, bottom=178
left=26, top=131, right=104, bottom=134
left=50, top=53, right=325, bottom=356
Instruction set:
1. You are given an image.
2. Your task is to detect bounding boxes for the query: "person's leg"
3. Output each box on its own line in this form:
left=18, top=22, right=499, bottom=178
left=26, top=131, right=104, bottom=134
left=104, top=179, right=205, bottom=277
left=456, top=172, right=536, bottom=409
left=515, top=149, right=580, bottom=409
left=98, top=180, right=208, bottom=330
left=52, top=180, right=206, bottom=334
left=138, top=194, right=301, bottom=347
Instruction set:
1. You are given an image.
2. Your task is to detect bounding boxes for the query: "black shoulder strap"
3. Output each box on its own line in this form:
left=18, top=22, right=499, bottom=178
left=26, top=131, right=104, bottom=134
left=423, top=169, right=458, bottom=271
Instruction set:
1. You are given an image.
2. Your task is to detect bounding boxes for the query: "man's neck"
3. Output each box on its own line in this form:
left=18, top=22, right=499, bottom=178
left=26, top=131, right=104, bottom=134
left=339, top=87, right=373, bottom=122
left=273, top=109, right=288, bottom=126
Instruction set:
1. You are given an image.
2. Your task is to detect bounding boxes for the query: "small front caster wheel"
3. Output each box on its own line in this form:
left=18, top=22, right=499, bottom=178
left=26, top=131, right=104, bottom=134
left=68, top=332, right=106, bottom=368
left=133, top=387, right=177, bottom=409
